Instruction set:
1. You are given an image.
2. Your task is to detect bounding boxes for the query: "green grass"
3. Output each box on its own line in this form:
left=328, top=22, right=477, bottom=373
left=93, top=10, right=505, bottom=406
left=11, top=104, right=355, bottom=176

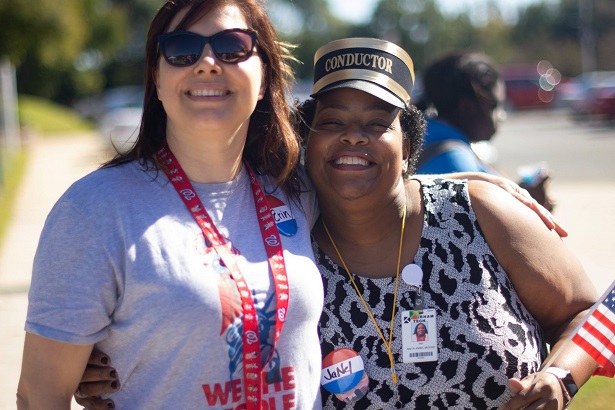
left=17, top=94, right=94, bottom=135
left=0, top=148, right=27, bottom=249
left=570, top=375, right=615, bottom=410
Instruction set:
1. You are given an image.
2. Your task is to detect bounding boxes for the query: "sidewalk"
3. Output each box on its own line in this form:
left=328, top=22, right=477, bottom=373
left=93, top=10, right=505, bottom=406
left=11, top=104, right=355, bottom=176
left=0, top=130, right=613, bottom=409
left=0, top=132, right=108, bottom=409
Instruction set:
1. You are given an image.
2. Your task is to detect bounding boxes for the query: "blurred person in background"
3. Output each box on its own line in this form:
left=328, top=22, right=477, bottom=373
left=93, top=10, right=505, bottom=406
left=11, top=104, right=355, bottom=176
left=415, top=50, right=555, bottom=211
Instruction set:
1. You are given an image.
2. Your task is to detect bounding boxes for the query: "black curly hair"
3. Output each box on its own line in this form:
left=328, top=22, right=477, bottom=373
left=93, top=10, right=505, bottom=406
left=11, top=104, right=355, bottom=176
left=421, top=51, right=500, bottom=116
left=294, top=97, right=426, bottom=177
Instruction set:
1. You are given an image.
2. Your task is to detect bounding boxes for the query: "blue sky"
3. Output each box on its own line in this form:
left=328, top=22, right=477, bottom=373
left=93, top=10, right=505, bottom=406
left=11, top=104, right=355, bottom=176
left=327, top=0, right=554, bottom=25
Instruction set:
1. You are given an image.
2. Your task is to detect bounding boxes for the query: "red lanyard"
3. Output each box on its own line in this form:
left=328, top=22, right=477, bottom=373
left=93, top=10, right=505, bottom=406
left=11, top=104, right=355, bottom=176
left=156, top=144, right=289, bottom=409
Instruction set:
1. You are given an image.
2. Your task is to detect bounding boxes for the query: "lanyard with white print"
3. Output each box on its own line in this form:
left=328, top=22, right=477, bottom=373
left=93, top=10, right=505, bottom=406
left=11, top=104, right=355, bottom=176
left=156, top=144, right=289, bottom=409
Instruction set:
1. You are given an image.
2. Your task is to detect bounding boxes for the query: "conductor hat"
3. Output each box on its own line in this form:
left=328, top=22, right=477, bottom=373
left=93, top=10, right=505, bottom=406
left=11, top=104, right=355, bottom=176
left=311, top=38, right=415, bottom=108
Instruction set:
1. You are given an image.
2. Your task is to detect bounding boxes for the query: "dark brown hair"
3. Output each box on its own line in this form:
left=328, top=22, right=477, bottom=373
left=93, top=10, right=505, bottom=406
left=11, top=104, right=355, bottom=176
left=104, top=0, right=302, bottom=198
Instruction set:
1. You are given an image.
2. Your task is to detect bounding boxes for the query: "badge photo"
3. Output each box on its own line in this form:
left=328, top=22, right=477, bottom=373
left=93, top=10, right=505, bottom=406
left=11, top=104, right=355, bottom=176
left=401, top=309, right=438, bottom=363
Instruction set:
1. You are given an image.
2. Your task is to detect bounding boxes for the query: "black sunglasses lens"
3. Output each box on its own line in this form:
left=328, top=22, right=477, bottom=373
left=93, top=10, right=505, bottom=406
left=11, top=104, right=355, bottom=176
left=212, top=31, right=254, bottom=63
left=163, top=34, right=204, bottom=66
left=161, top=30, right=255, bottom=66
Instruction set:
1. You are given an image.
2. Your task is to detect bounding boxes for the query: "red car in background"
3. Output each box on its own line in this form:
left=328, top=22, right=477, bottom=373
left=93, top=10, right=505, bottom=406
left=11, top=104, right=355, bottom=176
left=560, top=71, right=615, bottom=122
left=589, top=78, right=615, bottom=120
left=500, top=62, right=561, bottom=110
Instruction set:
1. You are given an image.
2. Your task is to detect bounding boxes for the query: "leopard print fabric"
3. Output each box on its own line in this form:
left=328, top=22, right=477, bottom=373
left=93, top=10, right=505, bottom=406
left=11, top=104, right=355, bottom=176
left=316, top=178, right=547, bottom=409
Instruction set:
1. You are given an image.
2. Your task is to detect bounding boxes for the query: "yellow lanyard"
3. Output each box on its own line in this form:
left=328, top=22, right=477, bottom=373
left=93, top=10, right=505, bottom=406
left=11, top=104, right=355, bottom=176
left=322, top=205, right=407, bottom=384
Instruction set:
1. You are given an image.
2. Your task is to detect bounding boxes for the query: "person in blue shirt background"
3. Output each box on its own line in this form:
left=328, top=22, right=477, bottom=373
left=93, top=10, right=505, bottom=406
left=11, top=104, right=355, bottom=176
left=415, top=50, right=554, bottom=210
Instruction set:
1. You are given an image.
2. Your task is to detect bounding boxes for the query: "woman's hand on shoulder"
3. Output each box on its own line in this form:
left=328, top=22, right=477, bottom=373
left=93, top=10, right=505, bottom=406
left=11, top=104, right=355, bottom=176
left=449, top=172, right=567, bottom=236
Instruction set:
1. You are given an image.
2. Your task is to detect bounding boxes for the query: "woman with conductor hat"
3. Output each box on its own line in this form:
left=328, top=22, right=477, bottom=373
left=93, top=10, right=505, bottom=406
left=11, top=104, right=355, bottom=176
left=303, top=37, right=596, bottom=409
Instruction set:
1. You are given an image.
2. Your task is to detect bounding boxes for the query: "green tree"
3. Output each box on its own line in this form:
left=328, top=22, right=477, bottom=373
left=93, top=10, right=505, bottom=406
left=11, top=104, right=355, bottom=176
left=0, top=0, right=86, bottom=100
left=270, top=0, right=355, bottom=82
left=101, top=0, right=161, bottom=88
left=366, top=0, right=486, bottom=71
left=5, top=0, right=613, bottom=103
left=512, top=0, right=615, bottom=76
left=0, top=0, right=131, bottom=103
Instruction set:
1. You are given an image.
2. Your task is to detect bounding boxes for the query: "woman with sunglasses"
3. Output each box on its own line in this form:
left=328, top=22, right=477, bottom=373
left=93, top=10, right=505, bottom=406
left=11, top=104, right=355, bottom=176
left=18, top=1, right=324, bottom=408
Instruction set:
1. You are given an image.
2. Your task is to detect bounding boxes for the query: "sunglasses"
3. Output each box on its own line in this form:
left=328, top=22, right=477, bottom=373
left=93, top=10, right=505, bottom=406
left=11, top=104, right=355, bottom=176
left=158, top=28, right=258, bottom=67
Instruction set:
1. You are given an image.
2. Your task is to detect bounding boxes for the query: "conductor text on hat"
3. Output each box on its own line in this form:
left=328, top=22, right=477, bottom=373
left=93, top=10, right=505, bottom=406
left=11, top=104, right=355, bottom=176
left=325, top=53, right=394, bottom=74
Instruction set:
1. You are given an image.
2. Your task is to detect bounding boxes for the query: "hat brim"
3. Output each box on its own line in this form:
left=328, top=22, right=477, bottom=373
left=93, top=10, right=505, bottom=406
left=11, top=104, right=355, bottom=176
left=311, top=80, right=405, bottom=108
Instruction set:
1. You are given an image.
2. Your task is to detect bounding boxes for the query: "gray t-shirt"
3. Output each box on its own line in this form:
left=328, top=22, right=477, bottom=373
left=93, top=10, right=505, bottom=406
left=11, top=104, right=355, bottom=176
left=26, top=161, right=324, bottom=409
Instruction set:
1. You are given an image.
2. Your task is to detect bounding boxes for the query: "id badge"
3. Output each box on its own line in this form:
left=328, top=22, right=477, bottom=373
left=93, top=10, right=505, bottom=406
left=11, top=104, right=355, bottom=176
left=401, top=309, right=438, bottom=363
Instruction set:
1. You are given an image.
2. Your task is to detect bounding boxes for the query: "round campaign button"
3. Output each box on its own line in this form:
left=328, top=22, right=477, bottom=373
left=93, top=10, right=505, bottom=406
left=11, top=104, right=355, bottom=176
left=401, top=264, right=423, bottom=287
left=321, top=348, right=369, bottom=403
left=266, top=195, right=297, bottom=236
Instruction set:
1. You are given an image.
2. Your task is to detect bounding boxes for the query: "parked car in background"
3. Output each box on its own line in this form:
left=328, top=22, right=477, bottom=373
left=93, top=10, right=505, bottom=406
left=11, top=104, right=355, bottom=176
left=500, top=62, right=561, bottom=110
left=559, top=71, right=615, bottom=122
left=588, top=77, right=615, bottom=121
left=98, top=105, right=142, bottom=153
left=74, top=86, right=144, bottom=153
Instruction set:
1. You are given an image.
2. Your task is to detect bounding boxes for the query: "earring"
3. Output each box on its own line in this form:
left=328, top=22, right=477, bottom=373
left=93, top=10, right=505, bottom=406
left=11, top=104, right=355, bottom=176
left=402, top=161, right=408, bottom=173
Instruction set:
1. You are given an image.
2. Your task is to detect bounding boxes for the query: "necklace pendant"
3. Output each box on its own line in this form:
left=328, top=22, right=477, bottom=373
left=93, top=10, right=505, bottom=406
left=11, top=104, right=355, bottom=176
left=392, top=372, right=398, bottom=384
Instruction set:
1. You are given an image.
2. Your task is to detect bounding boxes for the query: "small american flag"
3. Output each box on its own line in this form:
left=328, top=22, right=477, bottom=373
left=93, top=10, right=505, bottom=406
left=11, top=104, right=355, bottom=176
left=572, top=281, right=615, bottom=377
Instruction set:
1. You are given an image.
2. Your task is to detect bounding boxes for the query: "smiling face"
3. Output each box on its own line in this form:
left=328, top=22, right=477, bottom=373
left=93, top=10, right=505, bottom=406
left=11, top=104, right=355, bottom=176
left=305, top=88, right=409, bottom=203
left=155, top=4, right=266, bottom=142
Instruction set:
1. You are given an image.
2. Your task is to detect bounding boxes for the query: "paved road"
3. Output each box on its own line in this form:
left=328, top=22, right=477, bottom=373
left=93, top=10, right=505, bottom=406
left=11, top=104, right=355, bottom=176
left=493, top=108, right=615, bottom=294
left=494, top=108, right=615, bottom=183
left=0, top=111, right=613, bottom=408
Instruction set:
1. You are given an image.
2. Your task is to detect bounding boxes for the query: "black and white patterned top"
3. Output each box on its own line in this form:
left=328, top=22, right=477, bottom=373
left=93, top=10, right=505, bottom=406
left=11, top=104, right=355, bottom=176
left=316, top=178, right=547, bottom=410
